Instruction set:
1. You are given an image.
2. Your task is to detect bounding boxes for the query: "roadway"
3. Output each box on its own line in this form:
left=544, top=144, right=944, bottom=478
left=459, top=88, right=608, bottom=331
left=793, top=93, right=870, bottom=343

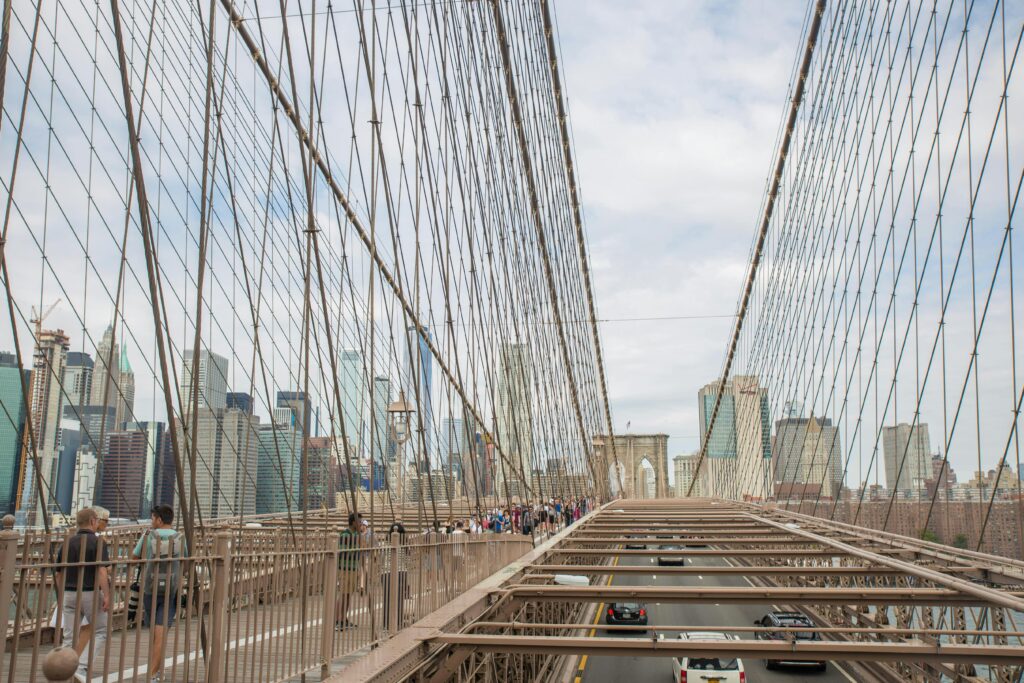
left=579, top=547, right=855, bottom=683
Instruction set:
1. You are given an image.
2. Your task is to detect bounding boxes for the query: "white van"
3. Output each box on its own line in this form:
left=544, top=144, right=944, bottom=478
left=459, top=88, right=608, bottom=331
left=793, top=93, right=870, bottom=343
left=671, top=632, right=745, bottom=683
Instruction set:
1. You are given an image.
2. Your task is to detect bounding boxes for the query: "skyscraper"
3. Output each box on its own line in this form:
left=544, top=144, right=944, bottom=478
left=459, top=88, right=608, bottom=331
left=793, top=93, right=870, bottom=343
left=305, top=436, right=335, bottom=509
left=370, top=375, right=390, bottom=464
left=276, top=390, right=311, bottom=436
left=338, top=350, right=365, bottom=452
left=496, top=343, right=532, bottom=498
left=180, top=349, right=229, bottom=412
left=70, top=448, right=98, bottom=517
left=55, top=352, right=94, bottom=515
left=698, top=375, right=771, bottom=500
left=673, top=453, right=704, bottom=497
left=256, top=412, right=302, bottom=514
left=773, top=415, right=843, bottom=497
left=18, top=329, right=70, bottom=524
left=97, top=430, right=149, bottom=518
left=63, top=404, right=116, bottom=517
left=226, top=392, right=253, bottom=414
left=405, top=326, right=433, bottom=462
left=115, top=347, right=135, bottom=427
left=89, top=325, right=119, bottom=412
left=63, top=352, right=94, bottom=409
left=440, top=417, right=467, bottom=466
left=0, top=355, right=27, bottom=513
left=883, top=423, right=931, bottom=492
left=123, top=421, right=173, bottom=512
left=178, top=405, right=259, bottom=519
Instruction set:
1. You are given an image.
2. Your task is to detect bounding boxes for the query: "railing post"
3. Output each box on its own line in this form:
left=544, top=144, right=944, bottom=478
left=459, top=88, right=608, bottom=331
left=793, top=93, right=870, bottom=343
left=206, top=533, right=232, bottom=683
left=387, top=532, right=399, bottom=634
left=321, top=531, right=337, bottom=676
left=0, top=525, right=19, bottom=667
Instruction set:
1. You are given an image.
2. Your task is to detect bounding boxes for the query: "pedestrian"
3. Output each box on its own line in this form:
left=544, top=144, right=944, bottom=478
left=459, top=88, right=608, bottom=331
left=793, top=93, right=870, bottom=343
left=92, top=506, right=110, bottom=534
left=382, top=521, right=408, bottom=632
left=132, top=504, right=185, bottom=683
left=53, top=507, right=110, bottom=683
left=336, top=512, right=362, bottom=630
left=451, top=521, right=467, bottom=589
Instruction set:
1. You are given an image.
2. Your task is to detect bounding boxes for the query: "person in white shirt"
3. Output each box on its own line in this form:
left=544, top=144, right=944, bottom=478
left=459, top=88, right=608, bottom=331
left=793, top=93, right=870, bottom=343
left=451, top=521, right=468, bottom=589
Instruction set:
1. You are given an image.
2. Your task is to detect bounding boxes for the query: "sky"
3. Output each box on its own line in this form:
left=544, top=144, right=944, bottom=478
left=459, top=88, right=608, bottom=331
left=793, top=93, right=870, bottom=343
left=551, top=1, right=808, bottom=469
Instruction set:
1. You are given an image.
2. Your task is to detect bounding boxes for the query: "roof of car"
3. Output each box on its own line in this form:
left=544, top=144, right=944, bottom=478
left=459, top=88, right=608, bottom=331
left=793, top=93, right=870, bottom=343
left=678, top=631, right=731, bottom=641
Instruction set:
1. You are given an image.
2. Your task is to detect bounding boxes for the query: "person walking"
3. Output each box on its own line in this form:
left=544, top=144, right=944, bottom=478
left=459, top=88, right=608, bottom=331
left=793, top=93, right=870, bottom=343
left=382, top=521, right=408, bottom=632
left=451, top=521, right=468, bottom=590
left=54, top=507, right=110, bottom=683
left=132, top=504, right=185, bottom=683
left=336, top=512, right=362, bottom=630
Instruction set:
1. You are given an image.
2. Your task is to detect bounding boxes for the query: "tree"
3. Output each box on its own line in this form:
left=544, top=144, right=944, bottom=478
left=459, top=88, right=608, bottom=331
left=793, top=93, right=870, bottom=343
left=952, top=533, right=969, bottom=549
left=919, top=529, right=940, bottom=543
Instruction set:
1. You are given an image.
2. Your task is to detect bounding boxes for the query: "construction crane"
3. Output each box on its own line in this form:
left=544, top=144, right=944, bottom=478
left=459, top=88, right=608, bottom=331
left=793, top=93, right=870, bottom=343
left=29, top=299, right=61, bottom=342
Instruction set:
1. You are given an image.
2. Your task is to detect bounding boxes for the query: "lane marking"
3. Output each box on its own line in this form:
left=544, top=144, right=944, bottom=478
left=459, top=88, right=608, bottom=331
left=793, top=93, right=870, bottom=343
left=576, top=554, right=619, bottom=683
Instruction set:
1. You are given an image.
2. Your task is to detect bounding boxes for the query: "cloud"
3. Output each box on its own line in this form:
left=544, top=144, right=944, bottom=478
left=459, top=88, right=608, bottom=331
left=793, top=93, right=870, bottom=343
left=554, top=0, right=807, bottom=476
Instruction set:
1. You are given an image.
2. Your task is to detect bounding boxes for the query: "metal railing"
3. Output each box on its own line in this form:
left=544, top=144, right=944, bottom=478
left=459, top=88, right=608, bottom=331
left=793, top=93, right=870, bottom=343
left=0, top=528, right=533, bottom=683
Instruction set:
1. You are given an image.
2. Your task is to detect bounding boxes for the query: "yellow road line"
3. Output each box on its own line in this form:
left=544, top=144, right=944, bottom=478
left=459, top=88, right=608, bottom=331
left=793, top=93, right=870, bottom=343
left=575, top=555, right=620, bottom=683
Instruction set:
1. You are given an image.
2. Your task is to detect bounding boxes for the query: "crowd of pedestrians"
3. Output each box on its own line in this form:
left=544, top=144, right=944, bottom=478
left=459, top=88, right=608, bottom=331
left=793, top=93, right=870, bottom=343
left=470, top=496, right=592, bottom=536
left=49, top=495, right=596, bottom=675
left=333, top=495, right=594, bottom=632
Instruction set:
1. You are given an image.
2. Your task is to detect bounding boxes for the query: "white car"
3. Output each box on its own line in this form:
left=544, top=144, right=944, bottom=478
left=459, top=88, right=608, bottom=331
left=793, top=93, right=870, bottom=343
left=671, top=632, right=745, bottom=683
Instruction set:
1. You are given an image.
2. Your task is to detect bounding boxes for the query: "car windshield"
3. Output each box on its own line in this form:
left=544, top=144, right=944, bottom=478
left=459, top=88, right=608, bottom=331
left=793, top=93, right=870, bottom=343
left=616, top=603, right=640, bottom=611
left=661, top=545, right=681, bottom=550
left=779, top=618, right=816, bottom=639
left=687, top=658, right=739, bottom=671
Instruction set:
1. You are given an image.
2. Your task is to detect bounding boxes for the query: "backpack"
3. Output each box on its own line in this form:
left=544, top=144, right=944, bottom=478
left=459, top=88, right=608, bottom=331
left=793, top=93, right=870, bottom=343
left=141, top=531, right=184, bottom=596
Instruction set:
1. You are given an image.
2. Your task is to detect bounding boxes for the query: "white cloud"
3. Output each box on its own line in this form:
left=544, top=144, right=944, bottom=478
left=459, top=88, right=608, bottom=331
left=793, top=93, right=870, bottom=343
left=554, top=0, right=807, bottom=472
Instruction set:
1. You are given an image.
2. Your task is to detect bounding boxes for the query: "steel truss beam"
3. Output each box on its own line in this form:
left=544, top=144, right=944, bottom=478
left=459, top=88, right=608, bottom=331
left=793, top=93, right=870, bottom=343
left=427, top=634, right=1024, bottom=666
left=462, top=622, right=1024, bottom=638
left=525, top=564, right=920, bottom=576
left=500, top=585, right=1018, bottom=607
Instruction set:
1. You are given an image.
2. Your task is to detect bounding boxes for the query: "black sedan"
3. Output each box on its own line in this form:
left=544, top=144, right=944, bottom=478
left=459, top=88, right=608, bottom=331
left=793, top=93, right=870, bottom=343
left=605, top=602, right=647, bottom=629
left=656, top=544, right=685, bottom=566
left=754, top=611, right=827, bottom=671
left=624, top=536, right=646, bottom=550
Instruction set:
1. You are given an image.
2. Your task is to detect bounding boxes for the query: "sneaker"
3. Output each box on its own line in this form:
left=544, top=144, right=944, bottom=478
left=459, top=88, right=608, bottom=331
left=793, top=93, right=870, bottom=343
left=345, top=620, right=357, bottom=629
left=335, top=621, right=346, bottom=631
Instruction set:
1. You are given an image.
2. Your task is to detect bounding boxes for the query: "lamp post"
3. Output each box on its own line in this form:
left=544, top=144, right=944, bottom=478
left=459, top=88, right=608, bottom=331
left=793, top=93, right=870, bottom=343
left=387, top=390, right=415, bottom=505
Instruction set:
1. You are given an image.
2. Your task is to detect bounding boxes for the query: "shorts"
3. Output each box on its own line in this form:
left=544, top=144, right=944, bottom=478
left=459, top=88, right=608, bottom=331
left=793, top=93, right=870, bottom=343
left=338, top=570, right=359, bottom=593
left=142, top=593, right=177, bottom=626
